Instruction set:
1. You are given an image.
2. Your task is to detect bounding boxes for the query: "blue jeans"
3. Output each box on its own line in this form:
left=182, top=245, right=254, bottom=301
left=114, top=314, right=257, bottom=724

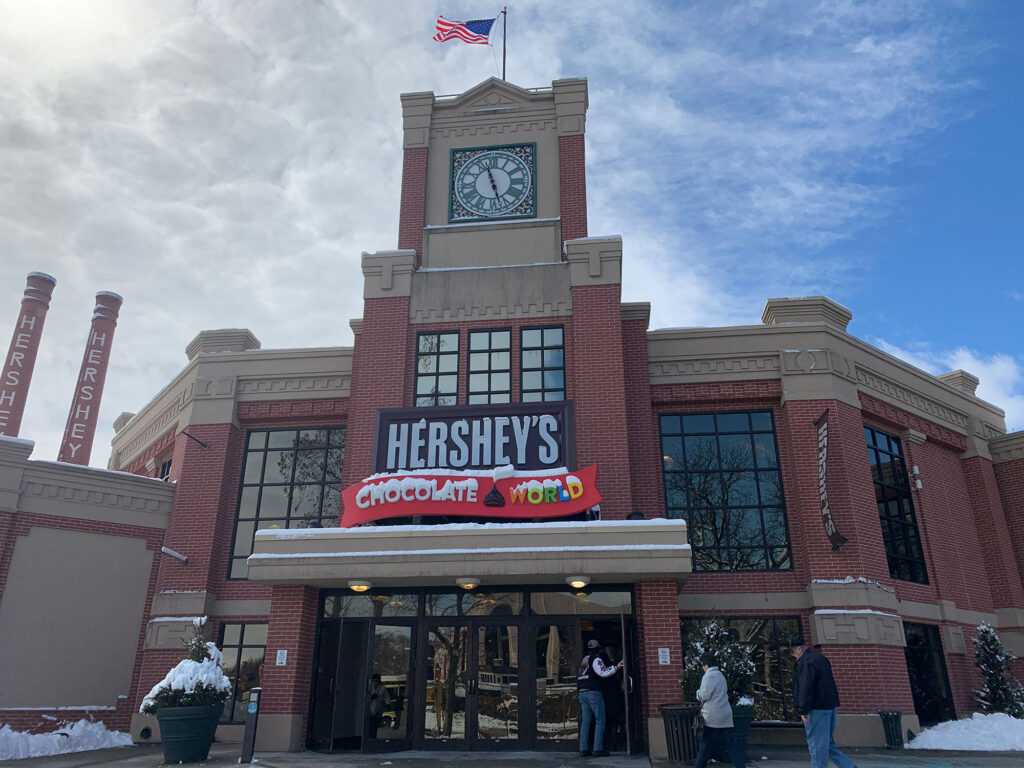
left=578, top=689, right=606, bottom=752
left=804, top=709, right=855, bottom=768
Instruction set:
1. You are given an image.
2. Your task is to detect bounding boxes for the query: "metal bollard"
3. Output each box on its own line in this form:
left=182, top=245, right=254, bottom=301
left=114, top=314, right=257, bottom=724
left=240, top=687, right=262, bottom=763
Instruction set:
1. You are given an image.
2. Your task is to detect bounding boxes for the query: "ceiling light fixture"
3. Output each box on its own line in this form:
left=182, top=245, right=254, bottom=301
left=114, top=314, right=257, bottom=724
left=348, top=580, right=373, bottom=593
left=566, top=576, right=591, bottom=589
left=456, top=577, right=480, bottom=590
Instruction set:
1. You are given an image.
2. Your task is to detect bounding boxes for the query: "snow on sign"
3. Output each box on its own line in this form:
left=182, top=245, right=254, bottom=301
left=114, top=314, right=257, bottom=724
left=341, top=464, right=601, bottom=527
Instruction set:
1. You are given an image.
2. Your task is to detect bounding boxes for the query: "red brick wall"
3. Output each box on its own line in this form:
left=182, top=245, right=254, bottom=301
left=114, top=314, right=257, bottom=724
left=261, top=585, right=319, bottom=741
left=635, top=579, right=684, bottom=729
left=559, top=134, right=587, bottom=243
left=121, top=426, right=176, bottom=478
left=340, top=297, right=411, bottom=490
left=569, top=285, right=632, bottom=517
left=622, top=315, right=662, bottom=517
left=398, top=147, right=428, bottom=258
left=995, top=456, right=1024, bottom=592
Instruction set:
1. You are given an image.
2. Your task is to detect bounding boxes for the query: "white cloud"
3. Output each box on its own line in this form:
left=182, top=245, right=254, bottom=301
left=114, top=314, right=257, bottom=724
left=0, top=0, right=1015, bottom=464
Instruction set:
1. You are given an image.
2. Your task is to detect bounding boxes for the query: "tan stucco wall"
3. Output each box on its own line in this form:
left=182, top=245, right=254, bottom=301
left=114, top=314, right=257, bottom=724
left=0, top=526, right=153, bottom=707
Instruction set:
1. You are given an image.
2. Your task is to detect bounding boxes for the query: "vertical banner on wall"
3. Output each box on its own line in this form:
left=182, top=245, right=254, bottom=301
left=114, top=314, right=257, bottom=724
left=813, top=409, right=848, bottom=553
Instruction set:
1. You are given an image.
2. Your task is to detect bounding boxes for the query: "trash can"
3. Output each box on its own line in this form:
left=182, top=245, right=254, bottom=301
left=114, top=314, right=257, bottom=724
left=878, top=711, right=903, bottom=748
left=660, top=703, right=702, bottom=762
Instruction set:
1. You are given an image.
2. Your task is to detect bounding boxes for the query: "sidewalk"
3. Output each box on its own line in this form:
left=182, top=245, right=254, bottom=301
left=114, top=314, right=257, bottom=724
left=3, top=743, right=1024, bottom=768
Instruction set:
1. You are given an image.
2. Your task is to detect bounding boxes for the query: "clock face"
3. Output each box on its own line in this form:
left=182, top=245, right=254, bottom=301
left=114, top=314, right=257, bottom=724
left=450, top=144, right=536, bottom=222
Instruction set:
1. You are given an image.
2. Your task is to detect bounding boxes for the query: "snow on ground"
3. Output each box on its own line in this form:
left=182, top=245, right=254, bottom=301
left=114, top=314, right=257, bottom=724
left=906, top=712, right=1024, bottom=750
left=0, top=719, right=133, bottom=761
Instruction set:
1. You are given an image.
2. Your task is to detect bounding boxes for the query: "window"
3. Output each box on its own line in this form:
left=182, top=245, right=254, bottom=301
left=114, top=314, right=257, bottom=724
left=219, top=622, right=267, bottom=722
left=415, top=332, right=459, bottom=407
left=681, top=616, right=801, bottom=722
left=660, top=410, right=791, bottom=571
left=467, top=329, right=511, bottom=404
left=864, top=426, right=928, bottom=583
left=229, top=427, right=346, bottom=579
left=520, top=326, right=564, bottom=402
left=158, top=457, right=172, bottom=481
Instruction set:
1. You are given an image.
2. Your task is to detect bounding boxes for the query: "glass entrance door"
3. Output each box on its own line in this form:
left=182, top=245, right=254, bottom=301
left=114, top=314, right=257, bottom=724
left=365, top=623, right=414, bottom=750
left=308, top=620, right=370, bottom=751
left=423, top=624, right=470, bottom=743
left=421, top=621, right=524, bottom=748
left=534, top=623, right=581, bottom=745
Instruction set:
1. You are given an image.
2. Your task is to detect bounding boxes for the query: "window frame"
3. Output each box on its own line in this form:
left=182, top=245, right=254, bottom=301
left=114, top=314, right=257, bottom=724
left=466, top=328, right=513, bottom=404
left=519, top=325, right=565, bottom=402
left=158, top=457, right=172, bottom=481
left=218, top=622, right=268, bottom=723
left=864, top=425, right=929, bottom=584
left=415, top=331, right=460, bottom=407
left=228, top=426, right=346, bottom=580
left=680, top=615, right=801, bottom=723
left=659, top=409, right=793, bottom=572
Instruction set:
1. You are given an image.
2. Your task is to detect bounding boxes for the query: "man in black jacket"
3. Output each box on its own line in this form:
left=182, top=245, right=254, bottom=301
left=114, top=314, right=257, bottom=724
left=789, top=637, right=856, bottom=768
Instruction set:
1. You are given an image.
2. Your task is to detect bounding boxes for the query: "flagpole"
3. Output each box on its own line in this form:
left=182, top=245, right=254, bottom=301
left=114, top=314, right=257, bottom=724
left=502, top=6, right=507, bottom=80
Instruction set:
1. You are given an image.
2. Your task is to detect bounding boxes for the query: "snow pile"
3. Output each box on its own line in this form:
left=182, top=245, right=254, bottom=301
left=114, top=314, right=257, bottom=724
left=140, top=641, right=231, bottom=713
left=0, top=719, right=133, bottom=761
left=906, top=712, right=1024, bottom=750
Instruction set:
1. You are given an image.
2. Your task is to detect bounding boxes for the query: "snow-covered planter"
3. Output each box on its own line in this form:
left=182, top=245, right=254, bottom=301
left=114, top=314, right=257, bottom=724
left=140, top=617, right=231, bottom=764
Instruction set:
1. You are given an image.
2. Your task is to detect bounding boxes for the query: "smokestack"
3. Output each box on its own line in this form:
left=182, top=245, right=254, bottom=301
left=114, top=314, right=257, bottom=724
left=58, top=291, right=123, bottom=465
left=0, top=272, right=57, bottom=437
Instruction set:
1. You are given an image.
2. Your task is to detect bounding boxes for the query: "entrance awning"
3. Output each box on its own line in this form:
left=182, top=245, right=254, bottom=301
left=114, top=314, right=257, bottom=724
left=246, top=519, right=690, bottom=587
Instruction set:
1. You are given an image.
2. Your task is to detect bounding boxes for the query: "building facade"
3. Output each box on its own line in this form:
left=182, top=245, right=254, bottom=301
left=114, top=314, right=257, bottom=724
left=2, top=77, right=1024, bottom=757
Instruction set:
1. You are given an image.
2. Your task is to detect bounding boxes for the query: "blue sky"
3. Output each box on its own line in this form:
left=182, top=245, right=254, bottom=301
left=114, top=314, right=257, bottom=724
left=0, top=0, right=1021, bottom=464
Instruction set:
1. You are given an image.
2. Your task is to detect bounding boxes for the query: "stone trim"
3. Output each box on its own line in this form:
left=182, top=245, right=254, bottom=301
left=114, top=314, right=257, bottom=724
left=361, top=250, right=417, bottom=298
left=645, top=321, right=1005, bottom=439
left=991, top=431, right=1024, bottom=463
left=620, top=302, right=651, bottom=325
left=564, top=237, right=622, bottom=287
left=185, top=329, right=260, bottom=361
left=762, top=296, right=852, bottom=332
left=236, top=374, right=350, bottom=400
left=811, top=609, right=906, bottom=647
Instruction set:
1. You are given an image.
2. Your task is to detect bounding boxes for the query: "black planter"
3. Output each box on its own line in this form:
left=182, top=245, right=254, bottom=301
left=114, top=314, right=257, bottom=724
left=155, top=704, right=221, bottom=764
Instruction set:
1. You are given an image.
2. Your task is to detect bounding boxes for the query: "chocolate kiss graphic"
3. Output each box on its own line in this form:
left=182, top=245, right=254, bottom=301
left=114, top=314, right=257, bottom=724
left=484, top=482, right=506, bottom=507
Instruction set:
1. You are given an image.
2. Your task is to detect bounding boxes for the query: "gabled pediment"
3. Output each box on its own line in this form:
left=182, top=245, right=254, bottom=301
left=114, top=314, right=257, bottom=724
left=441, top=78, right=550, bottom=114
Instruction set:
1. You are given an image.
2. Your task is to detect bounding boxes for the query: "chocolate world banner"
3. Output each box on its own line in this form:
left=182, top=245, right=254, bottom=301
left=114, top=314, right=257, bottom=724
left=341, top=464, right=602, bottom=527
left=814, top=409, right=848, bottom=553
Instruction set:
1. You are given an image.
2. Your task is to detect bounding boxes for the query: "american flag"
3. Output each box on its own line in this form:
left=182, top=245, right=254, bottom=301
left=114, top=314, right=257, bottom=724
left=433, top=16, right=495, bottom=45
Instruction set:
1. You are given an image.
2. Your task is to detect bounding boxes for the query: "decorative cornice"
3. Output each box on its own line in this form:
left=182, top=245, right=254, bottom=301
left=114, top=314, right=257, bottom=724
left=410, top=301, right=571, bottom=323
left=236, top=374, right=350, bottom=399
left=114, top=382, right=194, bottom=469
left=855, top=365, right=970, bottom=432
left=991, top=432, right=1024, bottom=464
left=620, top=302, right=651, bottom=325
left=429, top=120, right=557, bottom=140
left=649, top=354, right=780, bottom=385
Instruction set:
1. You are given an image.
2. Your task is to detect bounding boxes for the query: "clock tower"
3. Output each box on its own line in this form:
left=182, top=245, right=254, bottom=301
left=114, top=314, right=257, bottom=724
left=397, top=77, right=589, bottom=267
left=350, top=76, right=633, bottom=519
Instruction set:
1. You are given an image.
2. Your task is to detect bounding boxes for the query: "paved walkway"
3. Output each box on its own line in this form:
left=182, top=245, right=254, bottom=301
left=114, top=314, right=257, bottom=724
left=3, top=743, right=1023, bottom=768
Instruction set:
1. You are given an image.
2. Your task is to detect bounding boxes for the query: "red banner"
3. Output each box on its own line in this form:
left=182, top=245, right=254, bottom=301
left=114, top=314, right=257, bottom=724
left=341, top=464, right=601, bottom=527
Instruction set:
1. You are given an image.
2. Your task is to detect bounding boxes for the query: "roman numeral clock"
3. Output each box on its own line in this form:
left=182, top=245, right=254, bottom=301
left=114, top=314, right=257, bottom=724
left=449, top=143, right=537, bottom=222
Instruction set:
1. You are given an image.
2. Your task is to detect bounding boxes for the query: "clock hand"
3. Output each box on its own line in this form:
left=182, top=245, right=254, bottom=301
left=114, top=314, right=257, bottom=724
left=486, top=169, right=501, bottom=200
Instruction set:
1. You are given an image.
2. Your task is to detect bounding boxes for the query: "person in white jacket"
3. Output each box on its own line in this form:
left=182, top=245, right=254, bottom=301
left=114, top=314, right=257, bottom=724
left=694, top=653, right=746, bottom=768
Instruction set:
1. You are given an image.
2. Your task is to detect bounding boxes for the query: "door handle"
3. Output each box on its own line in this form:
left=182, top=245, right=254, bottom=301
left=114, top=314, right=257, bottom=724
left=468, top=678, right=476, bottom=694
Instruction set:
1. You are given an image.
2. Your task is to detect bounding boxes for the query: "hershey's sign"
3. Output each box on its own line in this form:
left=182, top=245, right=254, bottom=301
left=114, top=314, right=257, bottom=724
left=373, top=402, right=575, bottom=473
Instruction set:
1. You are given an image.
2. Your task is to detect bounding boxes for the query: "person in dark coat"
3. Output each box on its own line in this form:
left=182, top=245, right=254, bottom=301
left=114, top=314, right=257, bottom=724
left=577, top=638, right=623, bottom=757
left=789, top=637, right=855, bottom=768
